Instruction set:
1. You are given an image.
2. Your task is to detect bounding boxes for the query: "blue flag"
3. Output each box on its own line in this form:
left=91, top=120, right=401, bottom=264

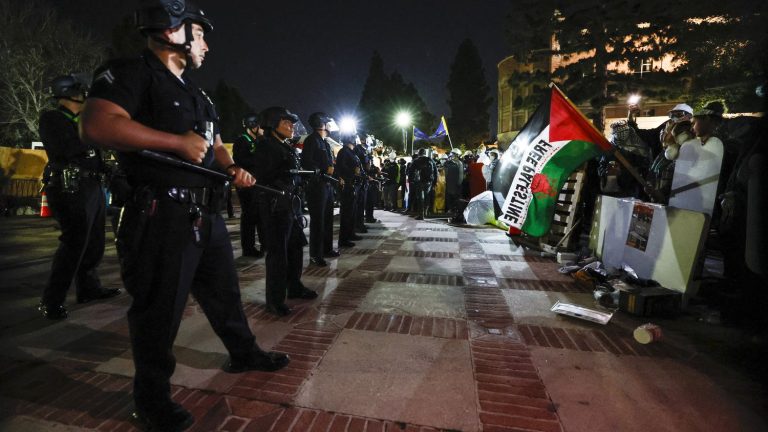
left=413, top=126, right=430, bottom=141
left=429, top=117, right=448, bottom=141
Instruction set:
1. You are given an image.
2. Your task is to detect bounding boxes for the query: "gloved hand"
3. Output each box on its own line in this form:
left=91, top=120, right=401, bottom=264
left=719, top=192, right=735, bottom=227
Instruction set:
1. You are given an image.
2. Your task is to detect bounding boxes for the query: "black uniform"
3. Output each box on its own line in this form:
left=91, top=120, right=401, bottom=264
left=301, top=132, right=335, bottom=260
left=408, top=155, right=435, bottom=219
left=336, top=146, right=362, bottom=243
left=39, top=105, right=109, bottom=311
left=353, top=144, right=370, bottom=230
left=89, top=50, right=266, bottom=415
left=232, top=132, right=266, bottom=256
left=254, top=134, right=307, bottom=309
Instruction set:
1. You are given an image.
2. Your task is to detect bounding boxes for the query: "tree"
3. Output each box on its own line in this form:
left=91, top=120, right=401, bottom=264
left=669, top=1, right=768, bottom=112
left=0, top=0, right=104, bottom=146
left=446, top=38, right=492, bottom=148
left=211, top=80, right=254, bottom=143
left=357, top=51, right=435, bottom=152
left=505, top=1, right=768, bottom=131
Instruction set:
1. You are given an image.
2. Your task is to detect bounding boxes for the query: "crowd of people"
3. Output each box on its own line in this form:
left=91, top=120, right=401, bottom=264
left=597, top=99, right=766, bottom=330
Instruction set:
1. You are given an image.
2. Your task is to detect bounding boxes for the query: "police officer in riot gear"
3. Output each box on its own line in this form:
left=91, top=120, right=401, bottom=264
left=255, top=107, right=317, bottom=317
left=38, top=74, right=120, bottom=320
left=302, top=112, right=339, bottom=267
left=336, top=135, right=363, bottom=247
left=336, top=134, right=364, bottom=247
left=408, top=148, right=435, bottom=220
left=81, top=2, right=288, bottom=430
left=353, top=138, right=371, bottom=232
left=233, top=113, right=266, bottom=258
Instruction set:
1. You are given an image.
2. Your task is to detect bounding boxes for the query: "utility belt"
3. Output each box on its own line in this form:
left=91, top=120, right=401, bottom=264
left=47, top=166, right=105, bottom=193
left=161, top=185, right=226, bottom=213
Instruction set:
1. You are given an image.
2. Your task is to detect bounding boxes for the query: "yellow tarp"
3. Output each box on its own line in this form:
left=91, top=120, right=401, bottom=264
left=0, top=147, right=48, bottom=180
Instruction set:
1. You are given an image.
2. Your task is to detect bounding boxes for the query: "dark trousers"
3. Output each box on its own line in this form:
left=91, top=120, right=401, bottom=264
left=42, top=178, right=105, bottom=306
left=306, top=181, right=334, bottom=258
left=262, top=197, right=304, bottom=307
left=117, top=195, right=255, bottom=412
left=407, top=183, right=415, bottom=212
left=382, top=184, right=396, bottom=209
left=355, top=182, right=368, bottom=229
left=445, top=191, right=459, bottom=215
left=339, top=183, right=358, bottom=241
left=365, top=183, right=378, bottom=221
left=412, top=183, right=431, bottom=218
left=237, top=188, right=265, bottom=253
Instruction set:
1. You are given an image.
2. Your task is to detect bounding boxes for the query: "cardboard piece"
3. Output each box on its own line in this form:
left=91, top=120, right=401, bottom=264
left=593, top=196, right=707, bottom=302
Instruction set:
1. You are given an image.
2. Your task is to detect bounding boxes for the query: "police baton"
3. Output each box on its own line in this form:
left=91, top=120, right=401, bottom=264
left=288, top=169, right=340, bottom=184
left=139, top=150, right=285, bottom=196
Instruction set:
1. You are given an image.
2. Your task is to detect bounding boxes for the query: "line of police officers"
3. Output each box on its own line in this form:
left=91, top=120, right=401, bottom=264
left=36, top=1, right=382, bottom=430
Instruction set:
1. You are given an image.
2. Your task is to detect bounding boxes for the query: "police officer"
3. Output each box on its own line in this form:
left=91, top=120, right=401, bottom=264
left=232, top=113, right=266, bottom=258
left=336, top=134, right=364, bottom=247
left=38, top=74, right=120, bottom=320
left=353, top=138, right=371, bottom=232
left=302, top=112, right=339, bottom=267
left=255, top=107, right=317, bottom=317
left=408, top=148, right=435, bottom=220
left=80, top=2, right=288, bottom=430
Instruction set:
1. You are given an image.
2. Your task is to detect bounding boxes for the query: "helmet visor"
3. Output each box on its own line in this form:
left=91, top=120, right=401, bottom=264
left=326, top=119, right=339, bottom=133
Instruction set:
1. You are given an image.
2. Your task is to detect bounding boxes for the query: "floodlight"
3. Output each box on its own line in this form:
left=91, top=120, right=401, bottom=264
left=395, top=111, right=412, bottom=128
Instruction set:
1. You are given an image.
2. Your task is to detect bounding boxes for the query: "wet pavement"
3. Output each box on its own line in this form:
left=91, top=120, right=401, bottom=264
left=0, top=209, right=766, bottom=431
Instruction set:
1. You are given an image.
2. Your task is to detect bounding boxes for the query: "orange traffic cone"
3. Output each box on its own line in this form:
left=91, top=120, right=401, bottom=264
left=40, top=191, right=51, bottom=217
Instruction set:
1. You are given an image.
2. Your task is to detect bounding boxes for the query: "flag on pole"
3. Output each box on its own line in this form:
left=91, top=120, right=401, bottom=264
left=429, top=116, right=449, bottom=141
left=498, top=85, right=611, bottom=237
left=413, top=126, right=430, bottom=141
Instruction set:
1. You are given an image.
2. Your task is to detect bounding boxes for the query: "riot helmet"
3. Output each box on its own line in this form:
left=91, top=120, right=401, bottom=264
left=308, top=112, right=339, bottom=132
left=49, top=73, right=91, bottom=102
left=340, top=133, right=359, bottom=147
left=242, top=112, right=260, bottom=129
left=135, top=0, right=213, bottom=53
left=259, top=106, right=300, bottom=140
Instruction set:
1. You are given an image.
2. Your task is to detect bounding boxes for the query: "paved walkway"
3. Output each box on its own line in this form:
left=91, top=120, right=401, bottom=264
left=0, top=210, right=765, bottom=431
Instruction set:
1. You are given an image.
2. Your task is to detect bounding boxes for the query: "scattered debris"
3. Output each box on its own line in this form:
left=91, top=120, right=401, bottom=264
left=551, top=301, right=614, bottom=325
left=558, top=258, right=681, bottom=318
left=633, top=323, right=663, bottom=344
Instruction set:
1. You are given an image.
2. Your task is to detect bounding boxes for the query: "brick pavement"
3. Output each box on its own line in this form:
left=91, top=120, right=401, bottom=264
left=0, top=211, right=766, bottom=431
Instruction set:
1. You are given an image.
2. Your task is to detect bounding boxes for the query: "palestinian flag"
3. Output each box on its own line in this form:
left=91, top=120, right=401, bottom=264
left=498, top=85, right=611, bottom=237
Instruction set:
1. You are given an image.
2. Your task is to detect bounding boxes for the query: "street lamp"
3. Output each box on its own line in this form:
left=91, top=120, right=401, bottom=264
left=395, top=111, right=412, bottom=154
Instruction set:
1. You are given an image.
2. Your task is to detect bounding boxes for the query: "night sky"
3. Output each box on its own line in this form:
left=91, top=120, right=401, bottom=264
left=60, top=0, right=512, bottom=134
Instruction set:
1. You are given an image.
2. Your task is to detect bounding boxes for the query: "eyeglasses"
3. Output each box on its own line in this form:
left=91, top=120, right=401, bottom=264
left=669, top=111, right=688, bottom=119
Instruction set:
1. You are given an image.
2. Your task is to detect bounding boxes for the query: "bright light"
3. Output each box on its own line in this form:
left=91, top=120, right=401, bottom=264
left=628, top=94, right=641, bottom=105
left=339, top=116, right=357, bottom=135
left=395, top=111, right=412, bottom=128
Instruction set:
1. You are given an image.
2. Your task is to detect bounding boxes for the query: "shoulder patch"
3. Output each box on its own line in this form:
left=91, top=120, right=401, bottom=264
left=94, top=69, right=115, bottom=85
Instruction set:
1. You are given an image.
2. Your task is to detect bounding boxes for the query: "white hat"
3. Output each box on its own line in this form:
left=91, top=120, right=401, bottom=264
left=669, top=103, right=693, bottom=115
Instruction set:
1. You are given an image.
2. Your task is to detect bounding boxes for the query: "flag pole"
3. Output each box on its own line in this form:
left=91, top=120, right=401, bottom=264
left=442, top=116, right=454, bottom=150
left=548, top=83, right=661, bottom=201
